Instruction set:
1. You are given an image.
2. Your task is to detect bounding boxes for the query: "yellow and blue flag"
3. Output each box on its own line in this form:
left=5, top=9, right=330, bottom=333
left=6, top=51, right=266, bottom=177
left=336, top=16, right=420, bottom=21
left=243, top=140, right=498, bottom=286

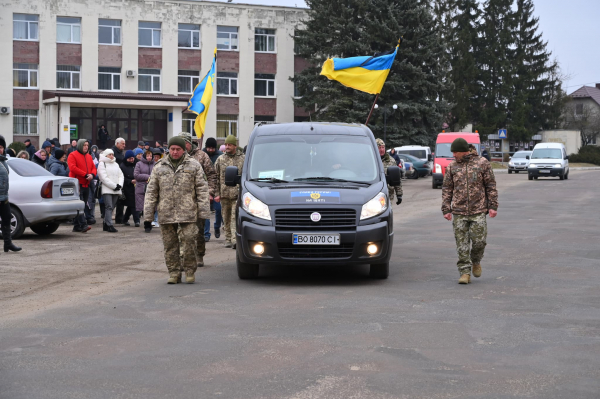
left=320, top=41, right=400, bottom=95
left=187, top=48, right=217, bottom=139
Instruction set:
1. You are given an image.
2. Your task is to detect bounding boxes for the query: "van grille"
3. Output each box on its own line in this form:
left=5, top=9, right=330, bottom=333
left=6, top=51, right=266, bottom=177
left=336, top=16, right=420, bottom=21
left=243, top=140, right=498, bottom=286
left=278, top=243, right=354, bottom=259
left=275, top=209, right=357, bottom=230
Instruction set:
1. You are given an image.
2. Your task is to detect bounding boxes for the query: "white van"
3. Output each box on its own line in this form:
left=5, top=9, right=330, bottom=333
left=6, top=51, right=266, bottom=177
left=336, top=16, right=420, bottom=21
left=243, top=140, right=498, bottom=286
left=394, top=145, right=432, bottom=168
left=528, top=142, right=569, bottom=180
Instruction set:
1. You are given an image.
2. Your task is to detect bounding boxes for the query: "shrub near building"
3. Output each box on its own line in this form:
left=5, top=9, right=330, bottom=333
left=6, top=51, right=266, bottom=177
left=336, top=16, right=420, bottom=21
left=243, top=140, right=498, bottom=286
left=569, top=146, right=600, bottom=165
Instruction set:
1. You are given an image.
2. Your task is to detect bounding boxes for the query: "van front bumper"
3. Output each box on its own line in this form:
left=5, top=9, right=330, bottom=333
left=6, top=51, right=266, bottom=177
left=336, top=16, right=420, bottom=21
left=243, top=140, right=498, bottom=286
left=432, top=172, right=444, bottom=185
left=237, top=220, right=393, bottom=266
left=528, top=168, right=564, bottom=177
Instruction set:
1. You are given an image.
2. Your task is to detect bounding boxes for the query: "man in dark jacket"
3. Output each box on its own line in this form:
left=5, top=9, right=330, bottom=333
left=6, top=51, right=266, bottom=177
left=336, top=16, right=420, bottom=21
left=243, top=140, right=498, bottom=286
left=98, top=125, right=110, bottom=149
left=24, top=139, right=36, bottom=159
left=202, top=137, right=223, bottom=164
left=111, top=138, right=126, bottom=223
left=66, top=140, right=78, bottom=157
left=0, top=135, right=22, bottom=252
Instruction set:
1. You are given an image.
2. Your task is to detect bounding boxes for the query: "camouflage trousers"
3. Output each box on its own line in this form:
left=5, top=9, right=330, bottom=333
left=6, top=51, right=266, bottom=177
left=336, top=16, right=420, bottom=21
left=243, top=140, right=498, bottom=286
left=387, top=183, right=403, bottom=201
left=452, top=213, right=487, bottom=276
left=220, top=198, right=237, bottom=245
left=160, top=222, right=198, bottom=275
left=196, top=219, right=206, bottom=261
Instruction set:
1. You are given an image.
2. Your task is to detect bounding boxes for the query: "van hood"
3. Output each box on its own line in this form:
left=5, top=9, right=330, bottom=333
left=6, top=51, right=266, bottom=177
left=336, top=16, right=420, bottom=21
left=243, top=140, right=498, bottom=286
left=243, top=181, right=386, bottom=206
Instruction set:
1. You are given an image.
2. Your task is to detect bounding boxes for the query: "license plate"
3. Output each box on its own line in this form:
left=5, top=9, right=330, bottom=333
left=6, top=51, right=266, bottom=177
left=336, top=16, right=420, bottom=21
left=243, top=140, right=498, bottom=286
left=61, top=187, right=74, bottom=195
left=293, top=233, right=340, bottom=245
left=539, top=170, right=551, bottom=174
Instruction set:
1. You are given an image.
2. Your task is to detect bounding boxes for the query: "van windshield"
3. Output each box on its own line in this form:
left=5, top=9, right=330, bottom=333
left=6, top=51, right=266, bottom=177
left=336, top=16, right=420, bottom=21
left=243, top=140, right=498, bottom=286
left=531, top=148, right=562, bottom=159
left=435, top=143, right=479, bottom=158
left=248, top=135, right=379, bottom=183
left=397, top=149, right=426, bottom=159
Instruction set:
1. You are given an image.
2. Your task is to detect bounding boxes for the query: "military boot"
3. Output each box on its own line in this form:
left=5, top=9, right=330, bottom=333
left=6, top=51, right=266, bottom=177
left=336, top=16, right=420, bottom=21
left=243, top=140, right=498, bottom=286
left=186, top=273, right=195, bottom=284
left=167, top=272, right=182, bottom=284
left=458, top=274, right=471, bottom=284
left=225, top=242, right=232, bottom=248
left=197, top=257, right=204, bottom=268
left=472, top=263, right=482, bottom=278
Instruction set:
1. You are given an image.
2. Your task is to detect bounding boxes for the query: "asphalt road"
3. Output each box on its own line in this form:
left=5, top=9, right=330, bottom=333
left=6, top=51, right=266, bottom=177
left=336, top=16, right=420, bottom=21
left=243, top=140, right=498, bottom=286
left=1, top=171, right=599, bottom=399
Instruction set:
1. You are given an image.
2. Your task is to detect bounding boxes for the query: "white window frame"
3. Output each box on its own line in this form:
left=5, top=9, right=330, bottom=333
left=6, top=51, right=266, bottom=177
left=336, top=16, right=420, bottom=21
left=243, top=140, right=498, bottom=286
left=216, top=72, right=238, bottom=97
left=255, top=115, right=275, bottom=125
left=98, top=19, right=121, bottom=46
left=255, top=28, right=276, bottom=53
left=138, top=69, right=161, bottom=93
left=56, top=65, right=81, bottom=90
left=98, top=67, right=121, bottom=92
left=57, top=17, right=81, bottom=44
left=13, top=14, right=39, bottom=41
left=139, top=22, right=161, bottom=48
left=13, top=63, right=38, bottom=89
left=217, top=114, right=238, bottom=138
left=182, top=114, right=196, bottom=134
left=178, top=70, right=200, bottom=94
left=13, top=110, right=38, bottom=135
left=178, top=24, right=201, bottom=49
left=255, top=74, right=276, bottom=97
left=217, top=26, right=239, bottom=51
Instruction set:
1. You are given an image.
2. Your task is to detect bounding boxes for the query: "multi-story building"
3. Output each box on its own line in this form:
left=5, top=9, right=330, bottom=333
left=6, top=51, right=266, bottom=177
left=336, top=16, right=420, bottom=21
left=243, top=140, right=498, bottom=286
left=0, top=0, right=309, bottom=149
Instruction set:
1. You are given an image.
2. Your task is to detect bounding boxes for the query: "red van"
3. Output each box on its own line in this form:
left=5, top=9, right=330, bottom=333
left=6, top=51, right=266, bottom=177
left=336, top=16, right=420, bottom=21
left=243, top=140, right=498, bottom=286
left=431, top=132, right=481, bottom=189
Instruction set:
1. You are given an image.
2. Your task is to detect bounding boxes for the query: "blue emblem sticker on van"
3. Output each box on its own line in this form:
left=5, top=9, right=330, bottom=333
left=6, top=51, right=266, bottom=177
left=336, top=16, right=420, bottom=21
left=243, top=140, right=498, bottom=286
left=291, top=191, right=340, bottom=204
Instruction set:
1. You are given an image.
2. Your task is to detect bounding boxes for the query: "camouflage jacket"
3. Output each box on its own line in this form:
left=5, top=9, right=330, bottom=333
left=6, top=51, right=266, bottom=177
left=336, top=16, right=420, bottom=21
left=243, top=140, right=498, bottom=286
left=214, top=148, right=245, bottom=199
left=442, top=154, right=499, bottom=216
left=143, top=153, right=211, bottom=224
left=189, top=147, right=217, bottom=197
left=381, top=152, right=403, bottom=200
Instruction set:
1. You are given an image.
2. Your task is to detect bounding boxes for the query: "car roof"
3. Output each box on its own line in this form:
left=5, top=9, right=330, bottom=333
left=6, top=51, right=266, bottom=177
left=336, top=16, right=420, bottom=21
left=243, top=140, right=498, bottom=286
left=533, top=143, right=565, bottom=149
left=436, top=132, right=481, bottom=144
left=253, top=122, right=372, bottom=137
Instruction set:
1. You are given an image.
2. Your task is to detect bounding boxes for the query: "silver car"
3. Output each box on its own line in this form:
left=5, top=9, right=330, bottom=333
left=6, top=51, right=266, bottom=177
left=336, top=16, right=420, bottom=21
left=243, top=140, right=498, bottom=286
left=0, top=158, right=84, bottom=239
left=508, top=151, right=532, bottom=174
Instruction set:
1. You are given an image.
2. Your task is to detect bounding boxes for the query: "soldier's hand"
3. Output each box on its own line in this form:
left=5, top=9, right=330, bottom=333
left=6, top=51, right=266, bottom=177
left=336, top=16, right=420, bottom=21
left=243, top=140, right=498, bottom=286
left=489, top=209, right=498, bottom=218
left=443, top=213, right=452, bottom=221
left=396, top=196, right=402, bottom=205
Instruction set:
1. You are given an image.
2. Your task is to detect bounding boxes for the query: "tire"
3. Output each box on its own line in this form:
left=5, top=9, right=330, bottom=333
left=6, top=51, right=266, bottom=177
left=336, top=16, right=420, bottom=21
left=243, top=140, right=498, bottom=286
left=528, top=174, right=533, bottom=181
left=30, top=222, right=60, bottom=236
left=559, top=172, right=564, bottom=180
left=508, top=170, right=512, bottom=174
left=515, top=171, right=519, bottom=174
left=237, top=253, right=259, bottom=279
left=432, top=180, right=437, bottom=189
left=370, top=262, right=389, bottom=279
left=565, top=171, right=569, bottom=180
left=0, top=206, right=26, bottom=240
left=534, top=176, right=538, bottom=180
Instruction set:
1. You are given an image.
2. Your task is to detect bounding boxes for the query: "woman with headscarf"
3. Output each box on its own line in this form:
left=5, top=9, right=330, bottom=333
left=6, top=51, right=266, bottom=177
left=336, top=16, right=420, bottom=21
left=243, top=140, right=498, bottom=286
left=134, top=148, right=144, bottom=163
left=47, top=149, right=69, bottom=176
left=31, top=149, right=48, bottom=169
left=97, top=149, right=123, bottom=233
left=17, top=150, right=29, bottom=160
left=0, top=135, right=22, bottom=252
left=134, top=150, right=156, bottom=233
left=120, top=150, right=139, bottom=227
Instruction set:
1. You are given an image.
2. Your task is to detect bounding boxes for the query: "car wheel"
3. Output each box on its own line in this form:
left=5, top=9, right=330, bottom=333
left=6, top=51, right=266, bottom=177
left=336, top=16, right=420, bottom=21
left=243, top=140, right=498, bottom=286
left=0, top=206, right=26, bottom=240
left=370, top=262, right=389, bottom=279
left=508, top=170, right=512, bottom=174
left=534, top=176, right=538, bottom=180
left=515, top=171, right=519, bottom=174
left=237, top=253, right=259, bottom=279
left=412, top=172, right=419, bottom=180
left=528, top=174, right=533, bottom=181
left=559, top=172, right=564, bottom=180
left=432, top=180, right=438, bottom=189
left=30, top=222, right=60, bottom=236
left=565, top=171, right=569, bottom=180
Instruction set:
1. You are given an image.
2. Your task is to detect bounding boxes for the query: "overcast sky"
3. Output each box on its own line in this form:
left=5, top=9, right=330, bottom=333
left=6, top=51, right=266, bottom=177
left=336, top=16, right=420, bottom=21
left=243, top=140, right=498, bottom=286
left=214, top=0, right=599, bottom=94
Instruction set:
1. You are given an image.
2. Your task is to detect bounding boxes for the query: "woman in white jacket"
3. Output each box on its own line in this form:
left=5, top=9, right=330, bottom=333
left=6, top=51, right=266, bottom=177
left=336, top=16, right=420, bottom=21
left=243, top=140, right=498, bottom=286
left=97, top=149, right=124, bottom=233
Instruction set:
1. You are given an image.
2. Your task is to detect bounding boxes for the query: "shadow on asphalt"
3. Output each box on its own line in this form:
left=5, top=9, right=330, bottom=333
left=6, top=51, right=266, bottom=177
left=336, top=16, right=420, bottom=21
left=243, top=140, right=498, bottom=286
left=247, top=263, right=385, bottom=287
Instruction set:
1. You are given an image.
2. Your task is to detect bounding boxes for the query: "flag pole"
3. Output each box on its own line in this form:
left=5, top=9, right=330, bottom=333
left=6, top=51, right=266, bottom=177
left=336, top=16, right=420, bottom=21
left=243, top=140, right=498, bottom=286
left=365, top=94, right=380, bottom=126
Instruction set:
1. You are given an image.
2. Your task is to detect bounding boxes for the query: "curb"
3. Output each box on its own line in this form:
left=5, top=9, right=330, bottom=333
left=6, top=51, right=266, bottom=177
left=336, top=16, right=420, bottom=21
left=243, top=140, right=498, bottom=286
left=492, top=167, right=600, bottom=173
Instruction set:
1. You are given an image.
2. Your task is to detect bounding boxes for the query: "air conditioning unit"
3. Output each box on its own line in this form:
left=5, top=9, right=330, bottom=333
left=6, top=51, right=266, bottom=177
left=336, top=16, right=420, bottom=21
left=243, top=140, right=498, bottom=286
left=126, top=70, right=136, bottom=78
left=0, top=106, right=10, bottom=115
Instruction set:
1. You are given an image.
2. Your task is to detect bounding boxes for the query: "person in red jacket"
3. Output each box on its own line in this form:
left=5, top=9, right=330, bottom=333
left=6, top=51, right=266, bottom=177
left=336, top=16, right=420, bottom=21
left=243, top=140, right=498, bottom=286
left=68, top=139, right=97, bottom=233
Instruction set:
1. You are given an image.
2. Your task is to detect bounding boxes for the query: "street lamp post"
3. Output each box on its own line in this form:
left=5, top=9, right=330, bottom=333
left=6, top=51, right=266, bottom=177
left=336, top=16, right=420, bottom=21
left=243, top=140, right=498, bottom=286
left=374, top=104, right=398, bottom=144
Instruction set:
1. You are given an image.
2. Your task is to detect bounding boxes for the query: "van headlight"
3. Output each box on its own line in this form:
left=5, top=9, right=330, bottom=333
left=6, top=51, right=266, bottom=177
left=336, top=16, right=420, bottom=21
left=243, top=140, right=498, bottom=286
left=553, top=164, right=562, bottom=168
left=434, top=163, right=442, bottom=173
left=242, top=192, right=271, bottom=220
left=528, top=164, right=537, bottom=168
left=361, top=192, right=388, bottom=220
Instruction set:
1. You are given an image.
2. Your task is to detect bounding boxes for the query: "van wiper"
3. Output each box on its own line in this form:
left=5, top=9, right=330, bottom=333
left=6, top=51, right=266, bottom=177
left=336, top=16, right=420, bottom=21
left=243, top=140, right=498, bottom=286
left=294, top=177, right=370, bottom=186
left=249, top=177, right=289, bottom=183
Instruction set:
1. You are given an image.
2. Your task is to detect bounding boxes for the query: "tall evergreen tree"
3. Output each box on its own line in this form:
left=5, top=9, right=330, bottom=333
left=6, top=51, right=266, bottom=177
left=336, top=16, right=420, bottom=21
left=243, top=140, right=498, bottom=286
left=294, top=0, right=450, bottom=147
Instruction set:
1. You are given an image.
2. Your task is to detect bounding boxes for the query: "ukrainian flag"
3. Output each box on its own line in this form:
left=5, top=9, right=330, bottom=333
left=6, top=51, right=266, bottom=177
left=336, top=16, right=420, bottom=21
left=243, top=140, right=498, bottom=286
left=320, top=41, right=400, bottom=95
left=187, top=48, right=217, bottom=139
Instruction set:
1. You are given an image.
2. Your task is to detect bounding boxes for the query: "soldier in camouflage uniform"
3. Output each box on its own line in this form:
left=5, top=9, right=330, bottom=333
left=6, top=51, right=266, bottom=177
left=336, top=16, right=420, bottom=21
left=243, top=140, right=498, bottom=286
left=376, top=138, right=403, bottom=204
left=442, top=138, right=499, bottom=284
left=144, top=136, right=211, bottom=284
left=178, top=132, right=217, bottom=268
left=214, top=135, right=245, bottom=249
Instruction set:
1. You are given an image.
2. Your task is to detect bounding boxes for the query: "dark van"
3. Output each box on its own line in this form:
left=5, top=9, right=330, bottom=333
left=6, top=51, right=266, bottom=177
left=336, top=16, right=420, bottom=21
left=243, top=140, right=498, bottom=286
left=225, top=122, right=401, bottom=280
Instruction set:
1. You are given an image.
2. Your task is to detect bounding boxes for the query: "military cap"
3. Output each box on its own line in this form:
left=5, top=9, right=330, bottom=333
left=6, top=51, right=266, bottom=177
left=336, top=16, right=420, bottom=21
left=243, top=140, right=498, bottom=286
left=168, top=136, right=187, bottom=150
left=450, top=138, right=469, bottom=152
left=225, top=135, right=237, bottom=145
left=178, top=131, right=194, bottom=145
left=376, top=138, right=385, bottom=147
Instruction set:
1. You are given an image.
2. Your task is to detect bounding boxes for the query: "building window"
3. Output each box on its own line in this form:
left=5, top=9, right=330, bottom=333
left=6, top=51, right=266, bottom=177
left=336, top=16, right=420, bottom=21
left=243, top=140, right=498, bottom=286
left=57, top=17, right=81, bottom=44
left=182, top=114, right=196, bottom=134
left=13, top=63, right=38, bottom=88
left=255, top=115, right=275, bottom=125
left=255, top=28, right=276, bottom=52
left=139, top=22, right=161, bottom=47
left=13, top=110, right=38, bottom=135
left=217, top=26, right=238, bottom=51
left=255, top=74, right=275, bottom=97
left=575, top=103, right=583, bottom=116
left=178, top=70, right=200, bottom=94
left=138, top=68, right=161, bottom=92
left=216, top=72, right=238, bottom=96
left=294, top=79, right=303, bottom=98
left=99, top=19, right=121, bottom=45
left=178, top=23, right=200, bottom=49
left=98, top=67, right=121, bottom=91
left=57, top=65, right=81, bottom=90
left=217, top=114, right=238, bottom=138
left=13, top=14, right=38, bottom=41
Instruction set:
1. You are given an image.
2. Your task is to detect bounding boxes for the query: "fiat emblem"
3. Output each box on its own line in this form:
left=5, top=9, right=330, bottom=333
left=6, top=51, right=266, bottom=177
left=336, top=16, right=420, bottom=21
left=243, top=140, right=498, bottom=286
left=310, top=212, right=321, bottom=222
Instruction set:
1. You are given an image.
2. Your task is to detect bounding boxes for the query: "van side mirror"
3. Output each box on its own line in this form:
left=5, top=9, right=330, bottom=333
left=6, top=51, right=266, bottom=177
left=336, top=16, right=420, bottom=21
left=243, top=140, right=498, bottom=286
left=386, top=166, right=401, bottom=187
left=526, top=155, right=530, bottom=160
left=225, top=166, right=240, bottom=187
left=565, top=155, right=569, bottom=160
left=428, top=154, right=432, bottom=162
